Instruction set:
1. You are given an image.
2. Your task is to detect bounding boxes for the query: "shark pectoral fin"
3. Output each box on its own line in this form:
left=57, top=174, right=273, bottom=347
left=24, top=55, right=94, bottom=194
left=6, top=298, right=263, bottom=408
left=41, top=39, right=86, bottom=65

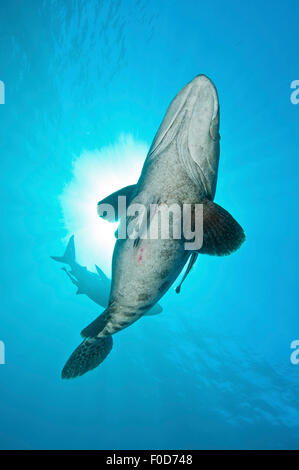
left=95, top=264, right=108, bottom=281
left=97, top=184, right=137, bottom=222
left=197, top=200, right=245, bottom=256
left=62, top=267, right=78, bottom=286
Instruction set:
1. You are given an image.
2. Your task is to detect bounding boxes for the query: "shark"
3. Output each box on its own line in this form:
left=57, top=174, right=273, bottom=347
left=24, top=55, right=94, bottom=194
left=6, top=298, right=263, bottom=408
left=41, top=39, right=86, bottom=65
left=51, top=235, right=162, bottom=315
left=61, top=74, right=245, bottom=379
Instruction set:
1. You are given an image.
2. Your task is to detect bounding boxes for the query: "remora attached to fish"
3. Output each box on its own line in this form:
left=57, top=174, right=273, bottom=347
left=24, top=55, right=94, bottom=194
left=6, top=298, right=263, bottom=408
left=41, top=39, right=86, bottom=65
left=62, top=75, right=245, bottom=379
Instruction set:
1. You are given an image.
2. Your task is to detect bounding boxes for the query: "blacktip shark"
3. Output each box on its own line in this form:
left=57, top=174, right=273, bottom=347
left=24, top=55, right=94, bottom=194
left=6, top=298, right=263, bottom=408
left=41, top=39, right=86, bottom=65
left=51, top=235, right=162, bottom=315
left=62, top=74, right=245, bottom=379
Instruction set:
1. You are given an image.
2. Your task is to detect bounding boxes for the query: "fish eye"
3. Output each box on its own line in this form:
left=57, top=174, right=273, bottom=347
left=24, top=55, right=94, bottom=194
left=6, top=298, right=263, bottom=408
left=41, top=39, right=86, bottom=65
left=209, top=124, right=220, bottom=141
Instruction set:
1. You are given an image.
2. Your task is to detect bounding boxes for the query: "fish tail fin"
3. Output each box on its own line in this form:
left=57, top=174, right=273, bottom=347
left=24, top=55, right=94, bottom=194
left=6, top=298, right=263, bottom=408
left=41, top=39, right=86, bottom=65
left=51, top=235, right=75, bottom=265
left=61, top=335, right=113, bottom=379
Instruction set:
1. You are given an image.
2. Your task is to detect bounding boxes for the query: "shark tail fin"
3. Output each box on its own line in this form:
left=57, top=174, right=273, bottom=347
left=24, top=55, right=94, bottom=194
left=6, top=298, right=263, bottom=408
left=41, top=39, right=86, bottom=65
left=51, top=235, right=75, bottom=264
left=61, top=336, right=113, bottom=379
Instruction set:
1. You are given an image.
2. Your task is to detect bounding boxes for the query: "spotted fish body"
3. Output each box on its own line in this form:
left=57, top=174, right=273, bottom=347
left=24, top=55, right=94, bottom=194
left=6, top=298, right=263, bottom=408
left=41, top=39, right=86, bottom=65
left=97, top=154, right=204, bottom=335
left=62, top=75, right=245, bottom=379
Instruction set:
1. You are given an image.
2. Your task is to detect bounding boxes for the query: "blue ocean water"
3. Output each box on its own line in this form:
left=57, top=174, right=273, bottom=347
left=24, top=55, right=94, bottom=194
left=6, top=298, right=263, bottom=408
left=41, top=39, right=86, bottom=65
left=0, top=0, right=298, bottom=450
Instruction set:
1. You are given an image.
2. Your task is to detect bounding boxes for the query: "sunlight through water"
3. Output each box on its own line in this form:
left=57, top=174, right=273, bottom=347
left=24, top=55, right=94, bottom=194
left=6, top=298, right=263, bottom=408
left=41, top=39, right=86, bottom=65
left=59, top=134, right=148, bottom=275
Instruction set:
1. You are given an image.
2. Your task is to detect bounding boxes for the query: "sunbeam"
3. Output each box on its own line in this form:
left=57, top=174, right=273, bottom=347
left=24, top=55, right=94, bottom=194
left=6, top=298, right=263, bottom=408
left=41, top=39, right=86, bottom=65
left=59, top=134, right=148, bottom=275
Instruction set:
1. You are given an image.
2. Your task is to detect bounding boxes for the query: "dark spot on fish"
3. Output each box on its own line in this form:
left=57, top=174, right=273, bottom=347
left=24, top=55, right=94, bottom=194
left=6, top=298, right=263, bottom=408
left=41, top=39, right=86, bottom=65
left=139, top=303, right=154, bottom=311
left=159, top=281, right=170, bottom=292
left=124, top=311, right=136, bottom=318
left=160, top=249, right=172, bottom=260
left=160, top=270, right=169, bottom=279
left=138, top=293, right=150, bottom=302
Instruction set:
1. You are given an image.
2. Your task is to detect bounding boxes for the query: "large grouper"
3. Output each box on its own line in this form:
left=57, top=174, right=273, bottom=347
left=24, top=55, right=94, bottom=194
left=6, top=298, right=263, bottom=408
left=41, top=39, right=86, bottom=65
left=62, top=74, right=245, bottom=379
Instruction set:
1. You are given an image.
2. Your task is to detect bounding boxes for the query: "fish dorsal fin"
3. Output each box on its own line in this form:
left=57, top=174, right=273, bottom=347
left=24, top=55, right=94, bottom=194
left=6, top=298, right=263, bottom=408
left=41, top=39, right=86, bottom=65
left=198, top=200, right=245, bottom=256
left=97, top=184, right=136, bottom=222
left=175, top=252, right=198, bottom=294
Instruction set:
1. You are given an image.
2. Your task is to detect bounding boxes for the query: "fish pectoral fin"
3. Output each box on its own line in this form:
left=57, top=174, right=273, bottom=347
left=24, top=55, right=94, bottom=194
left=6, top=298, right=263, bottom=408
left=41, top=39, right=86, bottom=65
left=95, top=264, right=108, bottom=281
left=97, top=184, right=137, bottom=222
left=197, top=200, right=245, bottom=256
left=61, top=267, right=78, bottom=286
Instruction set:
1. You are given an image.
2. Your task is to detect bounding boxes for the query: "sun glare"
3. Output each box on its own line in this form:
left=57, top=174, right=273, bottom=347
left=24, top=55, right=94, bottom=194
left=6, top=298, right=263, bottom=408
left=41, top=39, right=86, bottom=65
left=59, top=134, right=148, bottom=276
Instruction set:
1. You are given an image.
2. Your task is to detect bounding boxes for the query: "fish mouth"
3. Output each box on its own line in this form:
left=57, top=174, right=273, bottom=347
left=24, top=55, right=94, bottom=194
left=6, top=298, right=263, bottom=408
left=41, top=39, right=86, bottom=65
left=183, top=74, right=220, bottom=161
left=189, top=74, right=219, bottom=121
left=147, top=74, right=220, bottom=199
left=176, top=74, right=220, bottom=151
left=148, top=74, right=219, bottom=157
left=183, top=75, right=220, bottom=199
